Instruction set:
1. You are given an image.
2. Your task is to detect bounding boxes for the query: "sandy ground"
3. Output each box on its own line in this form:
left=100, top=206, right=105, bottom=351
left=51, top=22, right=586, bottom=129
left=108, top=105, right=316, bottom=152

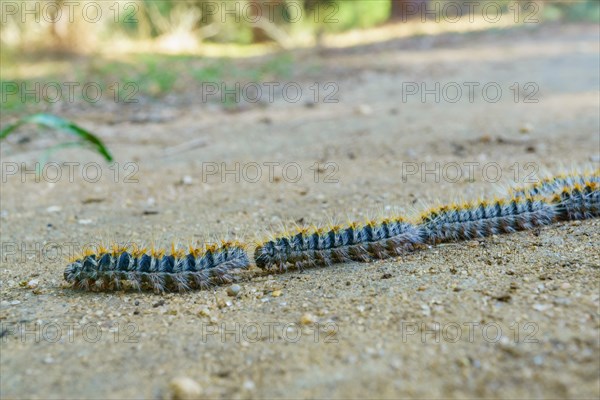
left=1, top=24, right=599, bottom=399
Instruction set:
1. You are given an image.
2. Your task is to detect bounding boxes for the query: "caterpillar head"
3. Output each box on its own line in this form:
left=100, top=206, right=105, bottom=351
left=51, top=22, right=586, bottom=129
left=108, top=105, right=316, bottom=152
left=254, top=241, right=276, bottom=269
left=63, top=261, right=82, bottom=283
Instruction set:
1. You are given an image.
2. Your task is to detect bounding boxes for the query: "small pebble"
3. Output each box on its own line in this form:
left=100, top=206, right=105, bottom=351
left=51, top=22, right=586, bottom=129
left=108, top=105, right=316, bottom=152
left=390, top=359, right=402, bottom=370
left=227, top=284, right=241, bottom=297
left=216, top=296, right=230, bottom=308
left=242, top=380, right=256, bottom=391
left=519, top=123, right=533, bottom=134
left=271, top=290, right=282, bottom=297
left=553, top=297, right=571, bottom=306
left=533, top=303, right=552, bottom=312
left=26, top=279, right=39, bottom=289
left=300, top=313, right=318, bottom=325
left=168, top=377, right=202, bottom=400
left=355, top=104, right=373, bottom=116
left=197, top=308, right=211, bottom=317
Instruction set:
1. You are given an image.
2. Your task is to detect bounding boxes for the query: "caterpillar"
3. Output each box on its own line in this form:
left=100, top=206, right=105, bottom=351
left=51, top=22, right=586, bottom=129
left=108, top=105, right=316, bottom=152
left=418, top=196, right=557, bottom=244
left=551, top=181, right=600, bottom=221
left=253, top=218, right=424, bottom=271
left=64, top=242, right=250, bottom=292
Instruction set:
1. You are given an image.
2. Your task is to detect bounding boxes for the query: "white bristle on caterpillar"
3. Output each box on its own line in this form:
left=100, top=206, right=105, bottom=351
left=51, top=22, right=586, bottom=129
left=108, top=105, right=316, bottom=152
left=64, top=242, right=250, bottom=293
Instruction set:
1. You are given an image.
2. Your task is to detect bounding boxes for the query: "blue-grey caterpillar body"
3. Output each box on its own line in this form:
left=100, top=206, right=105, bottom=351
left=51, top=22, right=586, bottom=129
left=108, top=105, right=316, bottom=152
left=64, top=243, right=250, bottom=292
left=552, top=181, right=600, bottom=221
left=419, top=196, right=557, bottom=244
left=254, top=218, right=424, bottom=271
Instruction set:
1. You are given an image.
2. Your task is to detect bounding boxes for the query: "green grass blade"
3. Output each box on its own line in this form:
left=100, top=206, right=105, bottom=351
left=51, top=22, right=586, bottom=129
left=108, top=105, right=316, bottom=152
left=0, top=113, right=113, bottom=162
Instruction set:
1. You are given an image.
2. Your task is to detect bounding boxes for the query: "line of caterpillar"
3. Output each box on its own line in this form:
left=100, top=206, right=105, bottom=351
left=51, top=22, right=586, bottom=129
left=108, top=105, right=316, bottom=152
left=64, top=242, right=250, bottom=292
left=63, top=172, right=599, bottom=292
left=253, top=172, right=599, bottom=271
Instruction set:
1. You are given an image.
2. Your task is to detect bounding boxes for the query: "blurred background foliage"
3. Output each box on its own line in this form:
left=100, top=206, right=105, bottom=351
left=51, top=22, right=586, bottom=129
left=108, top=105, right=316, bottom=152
left=1, top=0, right=598, bottom=112
left=2, top=0, right=598, bottom=53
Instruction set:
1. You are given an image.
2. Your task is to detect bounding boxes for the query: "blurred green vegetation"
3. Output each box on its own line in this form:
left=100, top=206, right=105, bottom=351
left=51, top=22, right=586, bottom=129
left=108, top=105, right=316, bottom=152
left=1, top=0, right=597, bottom=114
left=2, top=1, right=597, bottom=52
left=541, top=0, right=600, bottom=22
left=0, top=51, right=300, bottom=112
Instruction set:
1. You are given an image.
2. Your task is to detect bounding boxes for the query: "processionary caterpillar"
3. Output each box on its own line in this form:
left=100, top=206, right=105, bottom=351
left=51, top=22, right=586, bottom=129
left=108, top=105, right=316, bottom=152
left=63, top=172, right=599, bottom=291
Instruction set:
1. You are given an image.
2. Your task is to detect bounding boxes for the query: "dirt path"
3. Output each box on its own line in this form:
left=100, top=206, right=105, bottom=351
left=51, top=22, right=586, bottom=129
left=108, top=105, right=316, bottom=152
left=1, top=23, right=599, bottom=399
